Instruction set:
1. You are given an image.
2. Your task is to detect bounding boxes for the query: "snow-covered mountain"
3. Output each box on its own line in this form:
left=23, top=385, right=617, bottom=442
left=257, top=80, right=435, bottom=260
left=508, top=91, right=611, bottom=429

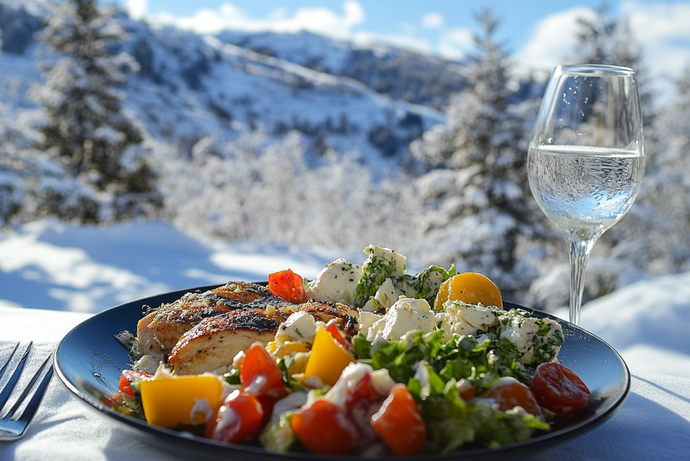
left=0, top=0, right=474, bottom=176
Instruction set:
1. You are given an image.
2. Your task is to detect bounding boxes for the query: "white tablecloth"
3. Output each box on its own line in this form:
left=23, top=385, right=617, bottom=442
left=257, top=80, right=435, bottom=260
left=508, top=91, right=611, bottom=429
left=1, top=305, right=689, bottom=460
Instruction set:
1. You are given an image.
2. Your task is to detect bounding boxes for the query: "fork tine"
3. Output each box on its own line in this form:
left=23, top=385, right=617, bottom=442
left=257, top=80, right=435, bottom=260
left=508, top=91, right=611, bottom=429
left=0, top=343, right=21, bottom=378
left=0, top=342, right=32, bottom=411
left=5, top=354, right=52, bottom=420
left=11, top=356, right=53, bottom=429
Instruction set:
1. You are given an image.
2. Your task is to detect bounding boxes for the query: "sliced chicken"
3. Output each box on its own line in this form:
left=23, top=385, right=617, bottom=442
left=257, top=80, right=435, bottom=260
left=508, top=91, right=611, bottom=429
left=168, top=308, right=287, bottom=375
left=211, top=281, right=272, bottom=303
left=137, top=282, right=274, bottom=355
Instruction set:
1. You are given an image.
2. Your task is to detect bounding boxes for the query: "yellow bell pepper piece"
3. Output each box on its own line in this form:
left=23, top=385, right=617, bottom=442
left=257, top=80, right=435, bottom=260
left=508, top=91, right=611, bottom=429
left=140, top=375, right=224, bottom=428
left=304, top=327, right=355, bottom=386
left=273, top=341, right=310, bottom=358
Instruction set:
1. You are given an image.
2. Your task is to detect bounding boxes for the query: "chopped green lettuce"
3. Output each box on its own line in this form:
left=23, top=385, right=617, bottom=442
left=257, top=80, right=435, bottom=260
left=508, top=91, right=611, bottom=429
left=354, top=329, right=532, bottom=392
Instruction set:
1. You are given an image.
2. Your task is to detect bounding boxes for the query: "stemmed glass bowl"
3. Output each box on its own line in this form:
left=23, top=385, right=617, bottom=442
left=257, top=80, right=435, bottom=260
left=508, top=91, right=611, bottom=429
left=527, top=64, right=645, bottom=325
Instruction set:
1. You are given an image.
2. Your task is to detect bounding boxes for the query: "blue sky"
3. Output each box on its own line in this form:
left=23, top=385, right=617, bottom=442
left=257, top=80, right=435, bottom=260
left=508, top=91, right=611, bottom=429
left=115, top=0, right=690, bottom=103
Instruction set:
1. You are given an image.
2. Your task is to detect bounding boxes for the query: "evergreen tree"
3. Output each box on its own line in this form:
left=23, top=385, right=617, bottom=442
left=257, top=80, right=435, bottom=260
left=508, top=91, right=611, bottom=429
left=32, top=0, right=161, bottom=222
left=628, top=66, right=690, bottom=271
left=411, top=9, right=547, bottom=297
left=572, top=4, right=655, bottom=128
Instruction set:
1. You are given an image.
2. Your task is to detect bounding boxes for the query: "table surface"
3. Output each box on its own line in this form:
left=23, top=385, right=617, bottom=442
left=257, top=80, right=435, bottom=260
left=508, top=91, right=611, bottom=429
left=1, top=305, right=690, bottom=461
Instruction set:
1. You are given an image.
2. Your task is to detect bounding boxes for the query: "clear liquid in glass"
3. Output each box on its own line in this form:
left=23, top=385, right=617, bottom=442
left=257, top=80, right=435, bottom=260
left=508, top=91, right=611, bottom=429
left=527, top=144, right=645, bottom=240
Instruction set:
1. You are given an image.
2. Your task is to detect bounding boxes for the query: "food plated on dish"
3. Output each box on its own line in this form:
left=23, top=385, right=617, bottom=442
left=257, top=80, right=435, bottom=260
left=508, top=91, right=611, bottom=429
left=105, top=245, right=593, bottom=457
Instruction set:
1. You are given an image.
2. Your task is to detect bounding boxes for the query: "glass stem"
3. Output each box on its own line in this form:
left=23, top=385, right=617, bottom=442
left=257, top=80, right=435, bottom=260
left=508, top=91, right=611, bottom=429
left=567, top=236, right=596, bottom=325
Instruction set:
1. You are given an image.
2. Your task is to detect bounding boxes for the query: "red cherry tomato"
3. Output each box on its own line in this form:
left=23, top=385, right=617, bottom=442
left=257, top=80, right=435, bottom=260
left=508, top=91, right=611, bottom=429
left=240, top=343, right=288, bottom=417
left=532, top=362, right=591, bottom=415
left=371, top=384, right=426, bottom=456
left=268, top=269, right=306, bottom=303
left=205, top=390, right=264, bottom=444
left=292, top=400, right=355, bottom=455
left=482, top=379, right=542, bottom=417
left=117, top=370, right=151, bottom=397
left=325, top=319, right=348, bottom=347
left=459, top=385, right=475, bottom=401
left=345, top=371, right=381, bottom=406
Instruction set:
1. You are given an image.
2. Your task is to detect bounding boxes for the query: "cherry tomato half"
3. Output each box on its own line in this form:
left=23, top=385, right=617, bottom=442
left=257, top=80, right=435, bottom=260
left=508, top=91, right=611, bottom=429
left=532, top=362, right=591, bottom=415
left=371, top=384, right=426, bottom=456
left=240, top=342, right=288, bottom=417
left=268, top=269, right=307, bottom=303
left=292, top=399, right=355, bottom=455
left=325, top=319, right=348, bottom=347
left=205, top=390, right=264, bottom=444
left=118, top=370, right=151, bottom=397
left=434, top=272, right=503, bottom=310
left=482, top=379, right=542, bottom=417
left=345, top=371, right=381, bottom=406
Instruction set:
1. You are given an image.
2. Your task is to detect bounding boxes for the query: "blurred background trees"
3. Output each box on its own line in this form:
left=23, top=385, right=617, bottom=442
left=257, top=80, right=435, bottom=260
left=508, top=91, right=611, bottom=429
left=31, top=0, right=162, bottom=222
left=410, top=9, right=550, bottom=299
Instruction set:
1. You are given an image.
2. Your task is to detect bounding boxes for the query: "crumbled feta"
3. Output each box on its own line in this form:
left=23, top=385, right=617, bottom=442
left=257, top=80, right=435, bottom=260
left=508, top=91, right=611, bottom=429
left=306, top=258, right=362, bottom=305
left=363, top=297, right=435, bottom=341
left=275, top=311, right=317, bottom=343
left=189, top=398, right=215, bottom=423
left=363, top=278, right=404, bottom=311
left=216, top=390, right=241, bottom=430
left=132, top=354, right=162, bottom=375
left=498, top=310, right=564, bottom=365
left=436, top=301, right=500, bottom=340
left=358, top=310, right=382, bottom=332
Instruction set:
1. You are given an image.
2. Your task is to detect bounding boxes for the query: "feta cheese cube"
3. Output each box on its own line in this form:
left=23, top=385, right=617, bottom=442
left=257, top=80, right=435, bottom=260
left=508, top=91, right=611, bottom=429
left=363, top=277, right=404, bottom=311
left=436, top=301, right=499, bottom=340
left=306, top=258, right=362, bottom=305
left=275, top=311, right=317, bottom=343
left=498, top=310, right=564, bottom=365
left=364, top=297, right=435, bottom=342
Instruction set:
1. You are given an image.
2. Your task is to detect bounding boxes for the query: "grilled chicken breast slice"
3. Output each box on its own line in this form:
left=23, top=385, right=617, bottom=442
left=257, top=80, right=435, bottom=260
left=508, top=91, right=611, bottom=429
left=137, top=282, right=274, bottom=355
left=168, top=308, right=287, bottom=375
left=211, top=281, right=272, bottom=303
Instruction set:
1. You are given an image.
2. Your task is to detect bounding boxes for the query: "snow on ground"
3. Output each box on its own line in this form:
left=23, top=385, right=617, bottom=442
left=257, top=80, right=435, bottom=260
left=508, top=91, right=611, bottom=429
left=1, top=219, right=689, bottom=378
left=0, top=219, right=340, bottom=312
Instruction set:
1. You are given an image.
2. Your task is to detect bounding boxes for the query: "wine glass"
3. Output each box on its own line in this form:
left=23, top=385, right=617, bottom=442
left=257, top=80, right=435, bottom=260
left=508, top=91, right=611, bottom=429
left=527, top=64, right=645, bottom=325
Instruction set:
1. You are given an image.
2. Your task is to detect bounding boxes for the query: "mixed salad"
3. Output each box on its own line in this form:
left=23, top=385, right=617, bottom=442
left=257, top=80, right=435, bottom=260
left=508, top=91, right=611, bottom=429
left=110, top=245, right=590, bottom=457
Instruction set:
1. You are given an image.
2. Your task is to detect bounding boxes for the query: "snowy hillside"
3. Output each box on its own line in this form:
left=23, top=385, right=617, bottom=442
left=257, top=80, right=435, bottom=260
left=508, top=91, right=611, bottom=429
left=215, top=29, right=469, bottom=110
left=0, top=0, right=456, bottom=177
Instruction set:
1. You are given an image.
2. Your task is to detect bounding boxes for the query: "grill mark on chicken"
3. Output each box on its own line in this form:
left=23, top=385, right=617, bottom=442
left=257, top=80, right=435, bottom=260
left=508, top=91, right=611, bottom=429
left=211, top=281, right=272, bottom=303
left=168, top=308, right=287, bottom=375
left=137, top=282, right=273, bottom=356
left=137, top=282, right=364, bottom=375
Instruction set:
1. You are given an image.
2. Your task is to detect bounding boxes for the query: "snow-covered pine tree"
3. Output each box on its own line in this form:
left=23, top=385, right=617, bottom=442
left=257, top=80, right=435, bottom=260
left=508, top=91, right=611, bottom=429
left=32, top=0, right=161, bottom=222
left=625, top=67, right=690, bottom=273
left=568, top=5, right=661, bottom=276
left=411, top=9, right=547, bottom=297
left=572, top=4, right=655, bottom=134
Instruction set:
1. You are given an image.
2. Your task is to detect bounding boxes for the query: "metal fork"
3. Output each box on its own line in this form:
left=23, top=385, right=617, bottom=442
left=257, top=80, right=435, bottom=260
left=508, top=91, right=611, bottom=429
left=0, top=342, right=53, bottom=441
